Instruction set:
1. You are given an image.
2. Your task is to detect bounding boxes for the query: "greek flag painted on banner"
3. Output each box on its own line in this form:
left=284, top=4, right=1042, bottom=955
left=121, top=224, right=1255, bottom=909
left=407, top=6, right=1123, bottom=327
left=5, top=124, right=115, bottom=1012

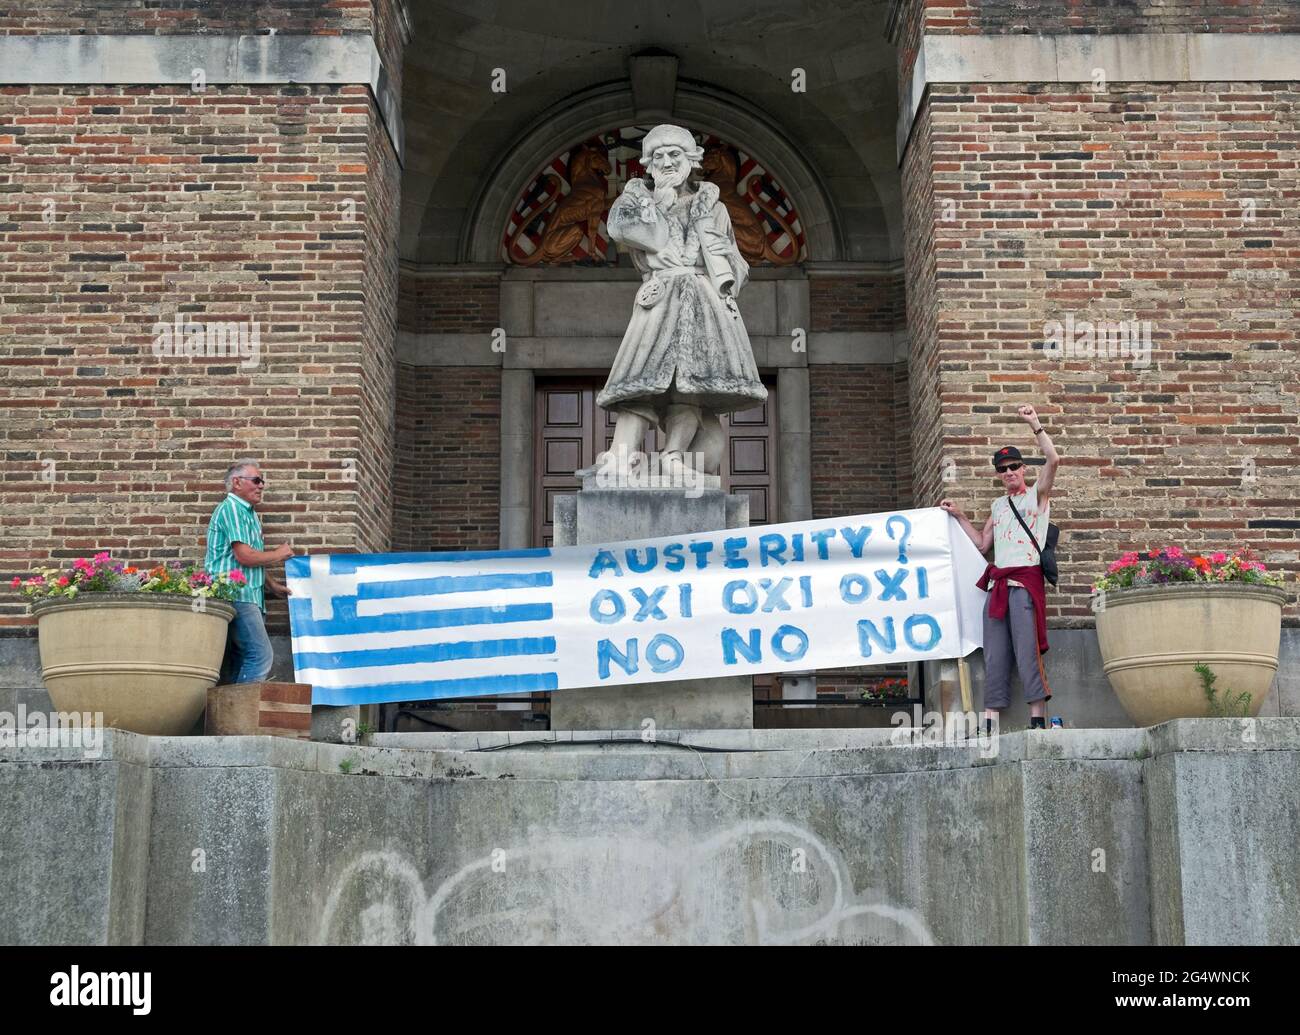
left=286, top=508, right=991, bottom=708
left=286, top=549, right=560, bottom=706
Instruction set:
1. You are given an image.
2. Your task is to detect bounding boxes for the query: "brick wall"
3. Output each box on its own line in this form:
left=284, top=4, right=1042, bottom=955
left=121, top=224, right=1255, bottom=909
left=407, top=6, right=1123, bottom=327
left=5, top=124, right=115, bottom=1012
left=810, top=365, right=908, bottom=519
left=397, top=272, right=500, bottom=334
left=0, top=62, right=402, bottom=625
left=918, top=0, right=1300, bottom=34
left=371, top=1, right=408, bottom=102
left=893, top=360, right=913, bottom=508
left=392, top=269, right=503, bottom=552
left=893, top=0, right=928, bottom=86
left=902, top=102, right=944, bottom=519
left=808, top=271, right=912, bottom=517
left=809, top=273, right=906, bottom=332
left=902, top=80, right=1300, bottom=624
left=0, top=3, right=405, bottom=628
left=358, top=88, right=400, bottom=554
left=392, top=365, right=500, bottom=552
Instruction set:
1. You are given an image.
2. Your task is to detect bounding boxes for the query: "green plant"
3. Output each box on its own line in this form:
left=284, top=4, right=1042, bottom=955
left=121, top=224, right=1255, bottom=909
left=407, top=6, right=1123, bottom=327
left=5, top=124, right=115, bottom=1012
left=356, top=721, right=375, bottom=738
left=1194, top=662, right=1252, bottom=718
left=338, top=757, right=357, bottom=774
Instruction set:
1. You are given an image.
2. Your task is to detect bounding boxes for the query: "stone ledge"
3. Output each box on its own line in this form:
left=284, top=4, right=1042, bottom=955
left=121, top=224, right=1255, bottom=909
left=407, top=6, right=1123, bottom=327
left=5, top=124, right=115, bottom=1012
left=898, top=32, right=1300, bottom=162
left=6, top=719, right=1297, bottom=781
left=1147, top=716, right=1300, bottom=755
left=0, top=33, right=404, bottom=162
left=396, top=330, right=902, bottom=368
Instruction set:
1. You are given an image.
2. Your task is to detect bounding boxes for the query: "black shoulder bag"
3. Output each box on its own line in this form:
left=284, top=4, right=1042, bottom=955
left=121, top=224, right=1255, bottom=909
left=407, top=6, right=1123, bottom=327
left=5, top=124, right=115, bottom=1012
left=1006, top=495, right=1060, bottom=586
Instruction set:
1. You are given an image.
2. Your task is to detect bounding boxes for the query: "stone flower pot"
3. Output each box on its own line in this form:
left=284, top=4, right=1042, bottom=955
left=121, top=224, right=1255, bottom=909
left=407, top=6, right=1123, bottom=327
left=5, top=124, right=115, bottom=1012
left=1096, top=582, right=1287, bottom=726
left=32, top=593, right=235, bottom=736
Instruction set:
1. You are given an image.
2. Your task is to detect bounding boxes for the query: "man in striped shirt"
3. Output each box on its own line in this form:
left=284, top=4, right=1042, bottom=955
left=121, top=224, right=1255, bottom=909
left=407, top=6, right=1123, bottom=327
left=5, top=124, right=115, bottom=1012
left=204, top=459, right=295, bottom=684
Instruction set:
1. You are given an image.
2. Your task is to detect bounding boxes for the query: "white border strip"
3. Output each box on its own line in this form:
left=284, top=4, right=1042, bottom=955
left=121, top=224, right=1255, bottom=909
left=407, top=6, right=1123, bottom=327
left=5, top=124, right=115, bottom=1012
left=0, top=34, right=403, bottom=162
left=899, top=32, right=1300, bottom=161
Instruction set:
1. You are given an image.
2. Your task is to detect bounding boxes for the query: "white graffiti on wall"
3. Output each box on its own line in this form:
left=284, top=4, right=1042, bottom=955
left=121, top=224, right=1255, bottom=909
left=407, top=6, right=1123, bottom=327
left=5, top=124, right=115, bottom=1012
left=318, top=819, right=936, bottom=945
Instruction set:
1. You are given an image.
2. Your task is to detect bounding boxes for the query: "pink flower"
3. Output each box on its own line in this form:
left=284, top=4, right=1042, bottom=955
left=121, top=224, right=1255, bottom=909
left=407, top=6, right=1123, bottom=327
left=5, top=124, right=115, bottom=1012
left=1166, top=546, right=1184, bottom=559
left=1120, top=551, right=1139, bottom=563
left=73, top=558, right=91, bottom=571
left=1210, top=552, right=1227, bottom=565
left=9, top=577, right=19, bottom=588
left=93, top=551, right=110, bottom=564
left=229, top=570, right=247, bottom=585
left=57, top=576, right=69, bottom=586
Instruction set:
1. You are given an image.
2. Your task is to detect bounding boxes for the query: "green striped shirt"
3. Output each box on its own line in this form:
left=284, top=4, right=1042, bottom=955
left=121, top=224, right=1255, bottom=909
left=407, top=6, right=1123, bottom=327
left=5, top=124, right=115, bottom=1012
left=204, top=493, right=265, bottom=610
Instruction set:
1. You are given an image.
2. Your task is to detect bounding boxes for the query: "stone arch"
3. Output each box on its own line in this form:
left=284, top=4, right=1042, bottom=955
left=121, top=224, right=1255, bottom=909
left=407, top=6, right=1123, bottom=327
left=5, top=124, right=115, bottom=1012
left=460, top=80, right=848, bottom=265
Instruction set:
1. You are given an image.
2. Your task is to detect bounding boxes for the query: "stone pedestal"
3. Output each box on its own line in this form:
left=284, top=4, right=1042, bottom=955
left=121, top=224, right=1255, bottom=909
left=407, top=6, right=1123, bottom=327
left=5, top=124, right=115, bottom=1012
left=551, top=482, right=754, bottom=731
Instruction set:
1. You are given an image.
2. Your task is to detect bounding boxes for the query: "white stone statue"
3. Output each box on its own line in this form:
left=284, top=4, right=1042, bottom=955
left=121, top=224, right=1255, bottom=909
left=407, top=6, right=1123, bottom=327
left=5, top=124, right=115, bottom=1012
left=587, top=124, right=768, bottom=481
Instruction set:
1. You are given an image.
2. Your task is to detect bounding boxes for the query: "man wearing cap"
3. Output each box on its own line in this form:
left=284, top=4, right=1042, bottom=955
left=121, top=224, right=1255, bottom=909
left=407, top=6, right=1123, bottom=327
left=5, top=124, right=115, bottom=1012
left=940, top=404, right=1060, bottom=732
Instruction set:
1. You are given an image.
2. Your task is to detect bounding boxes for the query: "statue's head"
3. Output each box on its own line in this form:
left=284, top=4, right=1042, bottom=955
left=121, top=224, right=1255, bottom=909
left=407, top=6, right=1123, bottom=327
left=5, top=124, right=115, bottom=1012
left=640, top=124, right=703, bottom=192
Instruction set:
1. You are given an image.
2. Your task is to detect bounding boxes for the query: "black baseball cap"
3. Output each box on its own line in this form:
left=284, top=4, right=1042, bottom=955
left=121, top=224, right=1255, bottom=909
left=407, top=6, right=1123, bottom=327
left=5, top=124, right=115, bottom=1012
left=992, top=445, right=1044, bottom=468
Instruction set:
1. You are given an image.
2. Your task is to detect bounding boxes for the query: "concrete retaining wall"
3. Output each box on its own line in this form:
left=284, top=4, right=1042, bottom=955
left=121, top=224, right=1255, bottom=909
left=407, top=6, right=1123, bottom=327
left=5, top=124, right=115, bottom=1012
left=1, top=721, right=1296, bottom=945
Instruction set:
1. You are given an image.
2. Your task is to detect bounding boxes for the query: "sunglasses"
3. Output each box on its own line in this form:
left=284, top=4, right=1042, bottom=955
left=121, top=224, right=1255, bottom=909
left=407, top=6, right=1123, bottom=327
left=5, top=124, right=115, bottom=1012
left=237, top=476, right=265, bottom=486
left=996, top=463, right=1024, bottom=474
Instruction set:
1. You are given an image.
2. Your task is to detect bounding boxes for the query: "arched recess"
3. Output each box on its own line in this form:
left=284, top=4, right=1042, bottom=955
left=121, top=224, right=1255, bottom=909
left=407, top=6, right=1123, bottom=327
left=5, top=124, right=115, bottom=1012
left=460, top=80, right=848, bottom=265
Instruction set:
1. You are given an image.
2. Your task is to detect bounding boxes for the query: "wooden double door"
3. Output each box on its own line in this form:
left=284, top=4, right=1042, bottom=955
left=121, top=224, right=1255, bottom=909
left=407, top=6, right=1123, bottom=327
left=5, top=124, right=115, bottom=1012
left=533, top=376, right=777, bottom=547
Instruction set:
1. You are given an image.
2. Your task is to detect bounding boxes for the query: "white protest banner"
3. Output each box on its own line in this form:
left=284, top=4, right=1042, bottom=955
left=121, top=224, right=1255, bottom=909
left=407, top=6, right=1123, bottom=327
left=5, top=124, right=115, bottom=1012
left=286, top=507, right=990, bottom=706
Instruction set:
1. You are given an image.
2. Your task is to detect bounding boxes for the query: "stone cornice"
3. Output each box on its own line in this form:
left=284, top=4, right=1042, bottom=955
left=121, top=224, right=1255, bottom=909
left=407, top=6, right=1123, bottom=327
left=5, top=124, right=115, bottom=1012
left=0, top=33, right=404, bottom=163
left=898, top=32, right=1300, bottom=163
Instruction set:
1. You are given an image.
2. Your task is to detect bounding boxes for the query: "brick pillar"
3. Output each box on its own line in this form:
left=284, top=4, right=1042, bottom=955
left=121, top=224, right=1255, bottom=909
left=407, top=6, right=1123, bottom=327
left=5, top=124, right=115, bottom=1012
left=891, top=2, right=1300, bottom=624
left=0, top=3, right=409, bottom=629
